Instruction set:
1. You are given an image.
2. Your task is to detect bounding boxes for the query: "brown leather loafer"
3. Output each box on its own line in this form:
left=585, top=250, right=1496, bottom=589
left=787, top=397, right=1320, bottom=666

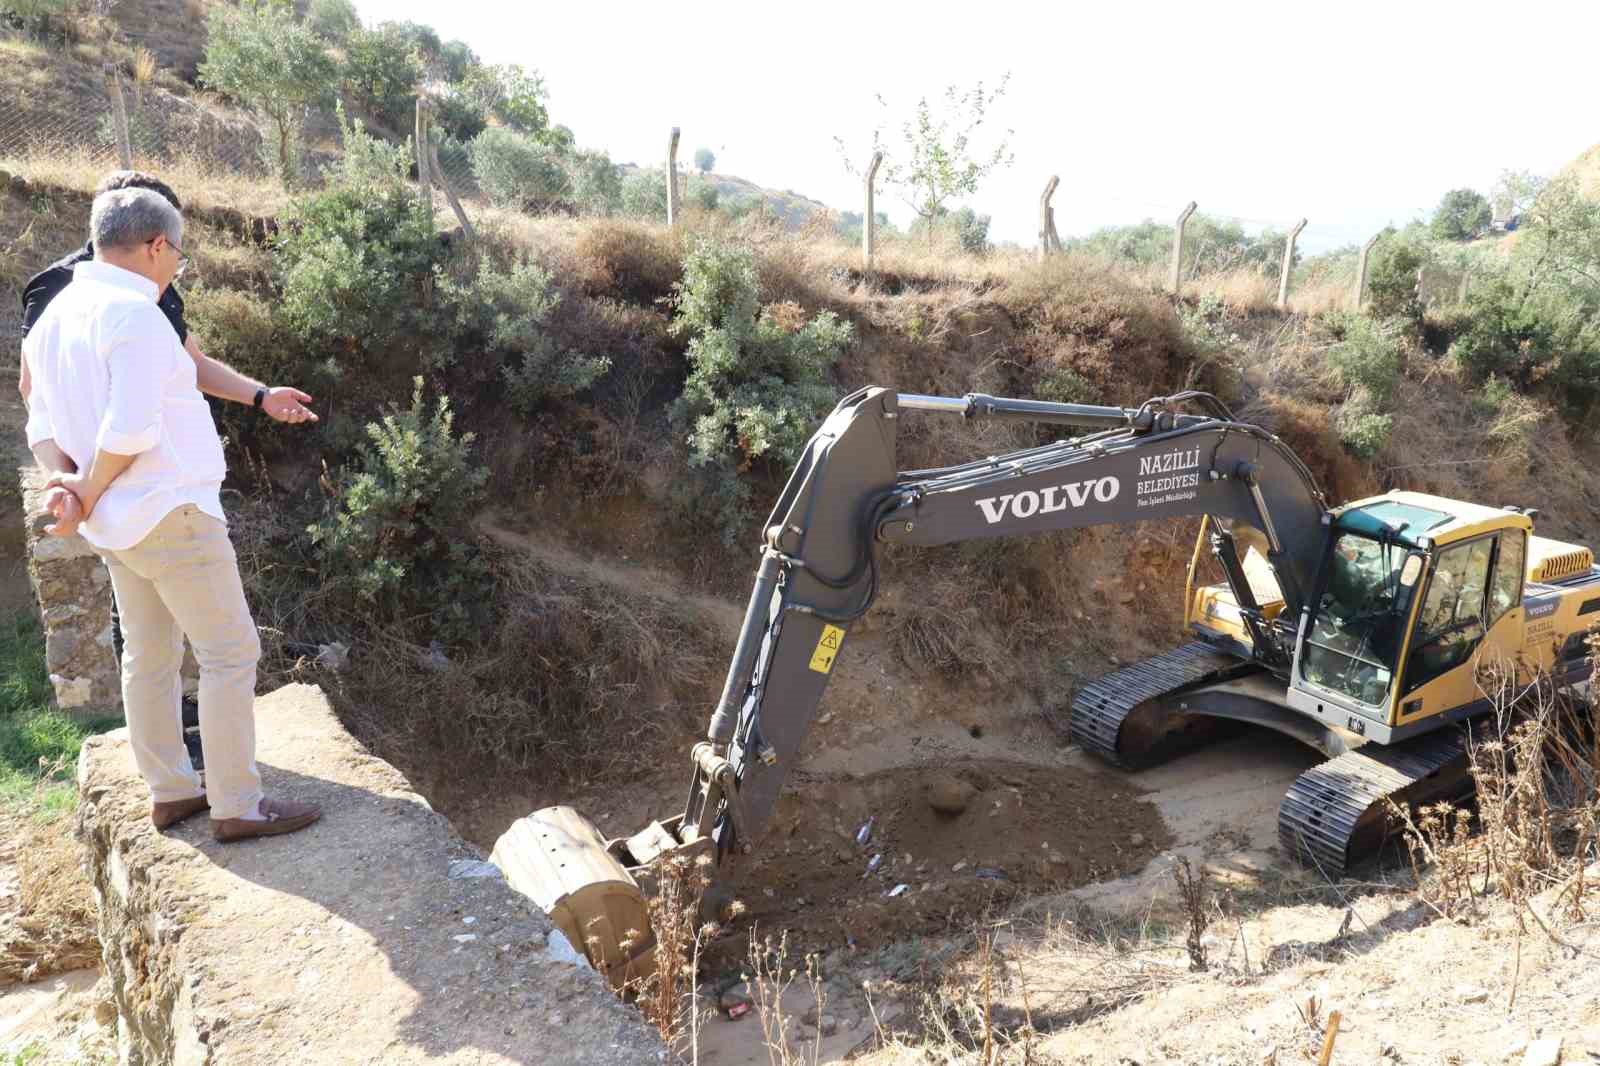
left=152, top=794, right=209, bottom=830
left=211, top=796, right=322, bottom=843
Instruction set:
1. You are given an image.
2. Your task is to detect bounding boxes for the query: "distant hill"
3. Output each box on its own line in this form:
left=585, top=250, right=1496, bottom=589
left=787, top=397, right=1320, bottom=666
left=618, top=163, right=838, bottom=230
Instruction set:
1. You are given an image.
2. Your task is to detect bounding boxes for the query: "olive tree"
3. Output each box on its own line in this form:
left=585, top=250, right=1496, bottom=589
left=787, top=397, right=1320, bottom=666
left=200, top=0, right=337, bottom=183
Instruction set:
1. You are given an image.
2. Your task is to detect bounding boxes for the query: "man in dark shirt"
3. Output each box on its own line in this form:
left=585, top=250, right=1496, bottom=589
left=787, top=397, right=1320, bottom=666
left=20, top=170, right=320, bottom=774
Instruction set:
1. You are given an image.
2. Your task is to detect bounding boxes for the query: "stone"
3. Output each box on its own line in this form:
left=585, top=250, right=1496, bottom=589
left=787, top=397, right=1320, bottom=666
left=1523, top=1038, right=1562, bottom=1066
left=925, top=774, right=977, bottom=816
left=447, top=859, right=502, bottom=880
left=50, top=674, right=94, bottom=708
left=1455, top=984, right=1488, bottom=1004
left=76, top=683, right=660, bottom=1064
left=1130, top=832, right=1146, bottom=847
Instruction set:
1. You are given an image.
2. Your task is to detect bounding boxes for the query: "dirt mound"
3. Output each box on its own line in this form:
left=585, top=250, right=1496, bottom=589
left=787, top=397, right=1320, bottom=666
left=708, top=759, right=1170, bottom=962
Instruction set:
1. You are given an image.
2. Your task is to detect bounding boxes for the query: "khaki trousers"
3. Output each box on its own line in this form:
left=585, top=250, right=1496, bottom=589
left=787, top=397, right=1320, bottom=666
left=100, top=505, right=262, bottom=821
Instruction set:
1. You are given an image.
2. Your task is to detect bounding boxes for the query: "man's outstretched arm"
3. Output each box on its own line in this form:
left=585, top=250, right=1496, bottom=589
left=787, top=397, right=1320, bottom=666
left=185, top=335, right=317, bottom=424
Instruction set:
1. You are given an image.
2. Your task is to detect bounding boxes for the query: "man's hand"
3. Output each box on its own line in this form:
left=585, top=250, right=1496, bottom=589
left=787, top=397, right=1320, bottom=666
left=262, top=387, right=318, bottom=425
left=42, top=485, right=84, bottom=537
left=45, top=473, right=100, bottom=524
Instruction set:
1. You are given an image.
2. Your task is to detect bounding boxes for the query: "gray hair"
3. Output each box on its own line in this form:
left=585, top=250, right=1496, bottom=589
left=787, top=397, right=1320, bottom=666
left=90, top=187, right=183, bottom=252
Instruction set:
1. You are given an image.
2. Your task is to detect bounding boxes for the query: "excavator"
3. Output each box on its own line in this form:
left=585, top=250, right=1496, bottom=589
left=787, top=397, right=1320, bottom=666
left=490, top=386, right=1599, bottom=980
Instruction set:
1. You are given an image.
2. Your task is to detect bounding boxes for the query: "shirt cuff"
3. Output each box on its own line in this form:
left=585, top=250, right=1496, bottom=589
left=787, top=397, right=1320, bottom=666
left=24, top=409, right=55, bottom=449
left=96, top=420, right=161, bottom=455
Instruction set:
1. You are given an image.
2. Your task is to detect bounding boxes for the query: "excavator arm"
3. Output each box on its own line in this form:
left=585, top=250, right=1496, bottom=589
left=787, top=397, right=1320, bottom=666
left=492, top=386, right=1328, bottom=979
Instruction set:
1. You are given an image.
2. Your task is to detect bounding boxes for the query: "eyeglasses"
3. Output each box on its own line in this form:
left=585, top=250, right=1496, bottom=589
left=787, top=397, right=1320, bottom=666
left=148, top=236, right=191, bottom=279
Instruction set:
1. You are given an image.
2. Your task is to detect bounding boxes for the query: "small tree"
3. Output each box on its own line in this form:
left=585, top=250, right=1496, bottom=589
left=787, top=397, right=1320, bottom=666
left=342, top=22, right=425, bottom=134
left=460, top=62, right=549, bottom=135
left=305, top=0, right=359, bottom=43
left=839, top=75, right=1014, bottom=251
left=694, top=147, right=715, bottom=174
left=1492, top=169, right=1547, bottom=221
left=199, top=0, right=337, bottom=182
left=1430, top=188, right=1492, bottom=242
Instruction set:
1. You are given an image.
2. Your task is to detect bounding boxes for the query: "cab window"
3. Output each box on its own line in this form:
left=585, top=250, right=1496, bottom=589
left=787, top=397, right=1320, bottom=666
left=1404, top=538, right=1492, bottom=694
left=1489, top=529, right=1525, bottom=626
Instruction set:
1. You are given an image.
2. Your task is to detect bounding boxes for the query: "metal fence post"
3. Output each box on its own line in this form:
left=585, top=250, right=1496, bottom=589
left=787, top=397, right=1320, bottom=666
left=666, top=127, right=680, bottom=227
left=1038, top=175, right=1059, bottom=261
left=1169, top=201, right=1197, bottom=295
left=863, top=150, right=883, bottom=273
left=1276, top=217, right=1307, bottom=310
left=103, top=63, right=132, bottom=168
left=1354, top=232, right=1381, bottom=309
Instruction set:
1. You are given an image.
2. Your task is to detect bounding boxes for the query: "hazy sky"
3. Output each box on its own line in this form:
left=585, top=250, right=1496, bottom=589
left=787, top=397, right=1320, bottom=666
left=354, top=0, right=1600, bottom=254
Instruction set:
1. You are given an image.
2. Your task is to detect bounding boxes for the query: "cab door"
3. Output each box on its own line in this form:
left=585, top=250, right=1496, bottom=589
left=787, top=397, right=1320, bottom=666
left=1394, top=529, right=1526, bottom=728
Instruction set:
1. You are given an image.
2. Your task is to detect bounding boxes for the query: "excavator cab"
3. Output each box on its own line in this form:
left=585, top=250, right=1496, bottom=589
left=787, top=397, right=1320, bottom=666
left=1286, top=493, right=1537, bottom=744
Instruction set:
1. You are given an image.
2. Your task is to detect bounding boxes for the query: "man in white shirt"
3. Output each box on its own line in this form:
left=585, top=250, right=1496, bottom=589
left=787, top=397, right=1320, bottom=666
left=24, top=188, right=320, bottom=842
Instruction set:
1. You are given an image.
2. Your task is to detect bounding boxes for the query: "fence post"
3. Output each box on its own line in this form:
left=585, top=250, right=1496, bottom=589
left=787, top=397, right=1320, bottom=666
left=1169, top=200, right=1197, bottom=295
left=1038, top=175, right=1060, bottom=261
left=1457, top=268, right=1471, bottom=304
left=417, top=100, right=475, bottom=246
left=666, top=127, right=680, bottom=227
left=414, top=95, right=433, bottom=215
left=1353, top=232, right=1381, bottom=309
left=1276, top=217, right=1307, bottom=310
left=103, top=63, right=132, bottom=168
left=863, top=150, right=883, bottom=273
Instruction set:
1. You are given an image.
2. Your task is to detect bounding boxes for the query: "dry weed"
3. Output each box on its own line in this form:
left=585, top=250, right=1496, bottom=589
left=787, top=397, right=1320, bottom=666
left=1395, top=653, right=1600, bottom=929
left=0, top=759, right=99, bottom=984
left=747, top=930, right=828, bottom=1066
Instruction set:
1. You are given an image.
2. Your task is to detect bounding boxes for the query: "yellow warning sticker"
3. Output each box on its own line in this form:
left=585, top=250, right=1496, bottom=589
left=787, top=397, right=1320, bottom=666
left=808, top=624, right=846, bottom=674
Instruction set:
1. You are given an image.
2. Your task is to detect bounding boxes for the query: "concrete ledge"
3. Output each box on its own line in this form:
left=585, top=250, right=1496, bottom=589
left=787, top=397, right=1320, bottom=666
left=75, top=683, right=662, bottom=1065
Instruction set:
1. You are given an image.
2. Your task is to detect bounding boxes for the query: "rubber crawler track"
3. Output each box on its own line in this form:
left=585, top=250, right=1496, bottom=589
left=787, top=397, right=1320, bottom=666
left=1067, top=642, right=1251, bottom=767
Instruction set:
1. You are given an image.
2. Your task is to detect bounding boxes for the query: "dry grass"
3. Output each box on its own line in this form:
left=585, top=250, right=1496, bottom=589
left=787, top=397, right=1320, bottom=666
left=0, top=147, right=288, bottom=219
left=1395, top=654, right=1600, bottom=928
left=0, top=763, right=100, bottom=985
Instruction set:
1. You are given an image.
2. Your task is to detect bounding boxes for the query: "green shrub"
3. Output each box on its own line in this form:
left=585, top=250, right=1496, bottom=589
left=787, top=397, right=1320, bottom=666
left=469, top=127, right=571, bottom=208
left=1335, top=405, right=1392, bottom=460
left=275, top=119, right=443, bottom=359
left=309, top=378, right=490, bottom=637
left=1365, top=237, right=1428, bottom=326
left=1326, top=312, right=1402, bottom=456
left=445, top=261, right=609, bottom=412
left=1036, top=367, right=1094, bottom=405
left=672, top=237, right=852, bottom=473
left=620, top=169, right=667, bottom=220
left=342, top=23, right=425, bottom=134
left=184, top=285, right=291, bottom=383
left=567, top=149, right=622, bottom=214
left=1326, top=312, right=1402, bottom=406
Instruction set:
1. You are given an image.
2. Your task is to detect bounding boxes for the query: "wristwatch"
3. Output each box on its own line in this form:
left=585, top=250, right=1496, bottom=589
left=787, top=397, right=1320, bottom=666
left=253, top=387, right=266, bottom=410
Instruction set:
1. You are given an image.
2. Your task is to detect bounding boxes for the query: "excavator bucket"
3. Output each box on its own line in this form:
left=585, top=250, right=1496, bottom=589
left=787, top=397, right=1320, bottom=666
left=491, top=806, right=656, bottom=990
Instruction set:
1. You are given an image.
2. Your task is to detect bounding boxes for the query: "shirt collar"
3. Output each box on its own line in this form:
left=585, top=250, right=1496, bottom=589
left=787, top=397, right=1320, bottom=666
left=73, top=260, right=160, bottom=303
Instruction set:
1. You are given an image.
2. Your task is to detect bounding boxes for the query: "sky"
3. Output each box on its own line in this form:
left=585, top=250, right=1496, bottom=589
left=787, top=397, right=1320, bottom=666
left=354, top=0, right=1600, bottom=255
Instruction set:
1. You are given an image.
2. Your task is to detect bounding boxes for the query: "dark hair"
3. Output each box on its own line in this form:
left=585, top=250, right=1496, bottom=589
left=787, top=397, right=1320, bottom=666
left=94, top=170, right=182, bottom=211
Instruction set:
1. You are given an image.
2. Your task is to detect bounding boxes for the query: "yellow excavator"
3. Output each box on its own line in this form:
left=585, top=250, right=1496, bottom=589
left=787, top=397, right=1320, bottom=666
left=490, top=387, right=1599, bottom=980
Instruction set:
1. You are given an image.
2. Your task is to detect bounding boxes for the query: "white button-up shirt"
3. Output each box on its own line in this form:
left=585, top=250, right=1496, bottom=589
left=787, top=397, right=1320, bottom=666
left=23, top=261, right=227, bottom=551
